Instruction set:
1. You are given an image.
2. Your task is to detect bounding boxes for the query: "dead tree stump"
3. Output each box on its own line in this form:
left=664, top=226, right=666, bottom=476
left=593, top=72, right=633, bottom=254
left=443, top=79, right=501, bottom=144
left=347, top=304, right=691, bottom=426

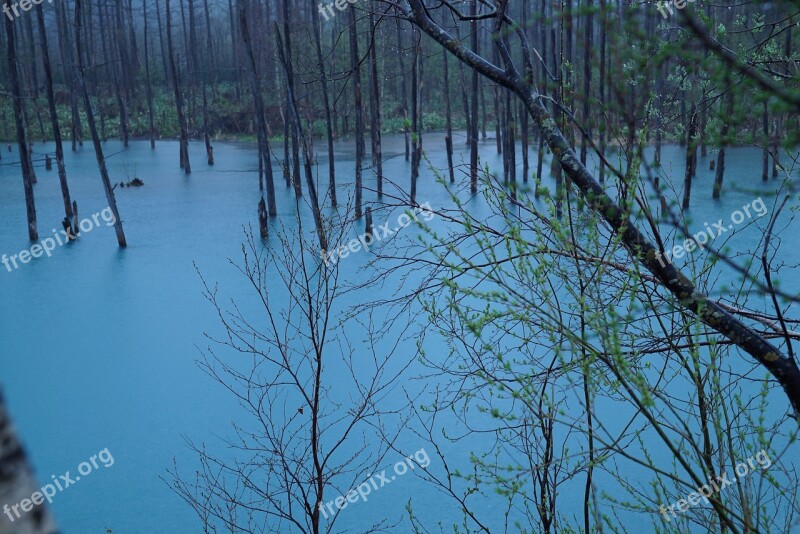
left=258, top=197, right=268, bottom=239
left=365, top=206, right=373, bottom=242
left=71, top=201, right=79, bottom=237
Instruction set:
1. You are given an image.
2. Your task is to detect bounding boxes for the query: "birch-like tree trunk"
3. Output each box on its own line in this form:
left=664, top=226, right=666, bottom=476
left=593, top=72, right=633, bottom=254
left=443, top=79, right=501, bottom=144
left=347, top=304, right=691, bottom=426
left=0, top=393, right=57, bottom=534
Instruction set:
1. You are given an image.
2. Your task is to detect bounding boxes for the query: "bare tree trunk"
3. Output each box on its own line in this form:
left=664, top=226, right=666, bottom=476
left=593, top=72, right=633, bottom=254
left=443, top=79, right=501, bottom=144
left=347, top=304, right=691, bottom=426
left=202, top=80, right=214, bottom=165
left=5, top=0, right=37, bottom=241
left=762, top=102, right=769, bottom=181
left=166, top=0, right=191, bottom=174
left=773, top=115, right=781, bottom=178
left=580, top=0, right=593, bottom=166
left=258, top=196, right=268, bottom=239
left=598, top=0, right=607, bottom=183
left=713, top=93, right=733, bottom=199
left=443, top=50, right=455, bottom=184
left=36, top=2, right=74, bottom=230
left=396, top=20, right=410, bottom=162
left=455, top=23, right=471, bottom=149
left=310, top=0, right=336, bottom=206
left=239, top=0, right=276, bottom=216
left=493, top=44, right=503, bottom=156
left=410, top=29, right=421, bottom=204
left=369, top=8, right=383, bottom=198
left=469, top=0, right=478, bottom=194
left=506, top=89, right=516, bottom=200
left=521, top=0, right=530, bottom=182
left=55, top=1, right=82, bottom=151
left=275, top=25, right=328, bottom=253
left=113, top=0, right=130, bottom=147
left=155, top=0, right=171, bottom=84
left=283, top=0, right=301, bottom=198
left=654, top=63, right=663, bottom=168
left=682, top=105, right=697, bottom=210
left=143, top=0, right=157, bottom=148
left=282, top=102, right=291, bottom=187
left=198, top=0, right=213, bottom=165
left=700, top=104, right=707, bottom=157
left=75, top=0, right=128, bottom=248
left=551, top=22, right=563, bottom=218
left=350, top=5, right=364, bottom=218
left=535, top=0, right=547, bottom=198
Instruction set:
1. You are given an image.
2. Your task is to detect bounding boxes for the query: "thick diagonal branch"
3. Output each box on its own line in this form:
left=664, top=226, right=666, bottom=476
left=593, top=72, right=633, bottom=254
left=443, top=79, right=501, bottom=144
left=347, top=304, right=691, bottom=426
left=405, top=0, right=800, bottom=419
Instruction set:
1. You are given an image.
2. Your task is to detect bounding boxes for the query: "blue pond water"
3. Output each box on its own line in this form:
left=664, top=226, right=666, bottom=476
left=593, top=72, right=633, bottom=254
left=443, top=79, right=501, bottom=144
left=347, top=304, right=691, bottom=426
left=0, top=134, right=794, bottom=532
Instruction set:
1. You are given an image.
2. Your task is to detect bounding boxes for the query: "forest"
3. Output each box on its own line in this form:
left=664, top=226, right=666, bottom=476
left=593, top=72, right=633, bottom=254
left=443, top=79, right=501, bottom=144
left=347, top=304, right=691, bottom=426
left=0, top=0, right=799, bottom=532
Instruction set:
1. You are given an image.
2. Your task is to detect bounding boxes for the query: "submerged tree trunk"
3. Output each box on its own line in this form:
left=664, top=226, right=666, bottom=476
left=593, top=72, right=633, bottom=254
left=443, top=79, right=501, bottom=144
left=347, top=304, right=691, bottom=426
left=202, top=80, right=214, bottom=165
left=350, top=6, right=364, bottom=218
left=283, top=0, right=301, bottom=198
left=5, top=1, right=38, bottom=241
left=396, top=20, right=409, bottom=162
left=143, top=0, right=156, bottom=148
left=36, top=2, right=74, bottom=232
left=166, top=0, right=191, bottom=174
left=580, top=0, right=593, bottom=166
left=535, top=0, right=547, bottom=198
left=282, top=100, right=291, bottom=187
left=56, top=1, right=83, bottom=151
left=410, top=30, right=421, bottom=204
left=239, top=0, right=276, bottom=216
left=114, top=0, right=131, bottom=147
left=75, top=0, right=128, bottom=248
left=713, top=94, right=733, bottom=199
left=762, top=102, right=769, bottom=182
left=773, top=115, right=781, bottom=178
left=682, top=105, right=697, bottom=210
left=310, top=0, right=336, bottom=206
left=598, top=0, right=607, bottom=183
left=369, top=8, right=383, bottom=198
left=275, top=25, right=328, bottom=253
left=258, top=196, right=268, bottom=239
left=505, top=89, right=516, bottom=199
left=443, top=51, right=455, bottom=184
left=469, top=0, right=478, bottom=194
